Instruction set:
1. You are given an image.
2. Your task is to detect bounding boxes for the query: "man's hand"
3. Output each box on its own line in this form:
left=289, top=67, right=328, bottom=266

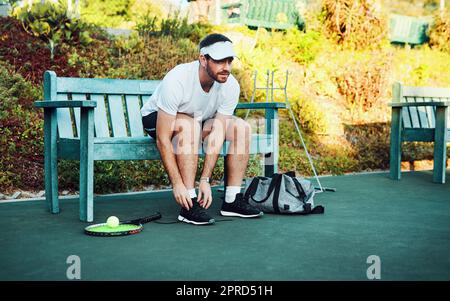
left=172, top=183, right=193, bottom=210
left=198, top=181, right=213, bottom=209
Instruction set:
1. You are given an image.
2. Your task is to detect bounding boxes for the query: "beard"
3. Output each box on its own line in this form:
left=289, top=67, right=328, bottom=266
left=205, top=63, right=229, bottom=83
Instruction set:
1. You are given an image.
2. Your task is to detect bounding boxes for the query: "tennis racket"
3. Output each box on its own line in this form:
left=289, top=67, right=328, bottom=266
left=84, top=212, right=162, bottom=237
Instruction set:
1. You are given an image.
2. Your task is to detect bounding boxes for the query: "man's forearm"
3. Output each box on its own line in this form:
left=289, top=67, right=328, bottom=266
left=201, top=152, right=220, bottom=178
left=156, top=139, right=183, bottom=186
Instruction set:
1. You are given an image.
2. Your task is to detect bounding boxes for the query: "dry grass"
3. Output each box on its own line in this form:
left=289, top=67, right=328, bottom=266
left=321, top=0, right=388, bottom=50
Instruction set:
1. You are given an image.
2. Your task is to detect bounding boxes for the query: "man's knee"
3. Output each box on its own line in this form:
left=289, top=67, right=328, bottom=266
left=229, top=118, right=252, bottom=140
left=173, top=113, right=201, bottom=146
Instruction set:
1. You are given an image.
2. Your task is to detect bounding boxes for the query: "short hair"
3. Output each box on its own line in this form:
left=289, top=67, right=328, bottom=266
left=199, top=33, right=232, bottom=50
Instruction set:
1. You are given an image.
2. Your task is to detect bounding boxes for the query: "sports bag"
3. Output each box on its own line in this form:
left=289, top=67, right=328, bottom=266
left=243, top=171, right=324, bottom=214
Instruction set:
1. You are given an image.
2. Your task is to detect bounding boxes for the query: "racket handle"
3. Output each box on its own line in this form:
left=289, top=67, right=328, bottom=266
left=126, top=212, right=162, bottom=225
left=140, top=212, right=162, bottom=224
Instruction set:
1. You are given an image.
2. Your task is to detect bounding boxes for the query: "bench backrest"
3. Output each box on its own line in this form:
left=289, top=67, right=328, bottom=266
left=241, top=0, right=297, bottom=29
left=393, top=82, right=450, bottom=130
left=389, top=14, right=430, bottom=45
left=45, top=71, right=161, bottom=139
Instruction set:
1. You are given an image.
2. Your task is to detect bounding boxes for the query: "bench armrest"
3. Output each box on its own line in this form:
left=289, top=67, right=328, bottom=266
left=34, top=100, right=97, bottom=108
left=236, top=102, right=286, bottom=110
left=389, top=101, right=450, bottom=108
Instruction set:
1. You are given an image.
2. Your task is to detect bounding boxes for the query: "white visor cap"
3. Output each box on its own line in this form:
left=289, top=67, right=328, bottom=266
left=200, top=41, right=236, bottom=60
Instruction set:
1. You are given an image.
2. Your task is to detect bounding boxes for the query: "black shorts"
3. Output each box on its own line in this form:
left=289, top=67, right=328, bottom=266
left=142, top=111, right=159, bottom=139
left=142, top=111, right=208, bottom=139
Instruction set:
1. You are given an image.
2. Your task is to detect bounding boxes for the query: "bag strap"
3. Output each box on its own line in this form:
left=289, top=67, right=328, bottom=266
left=285, top=171, right=296, bottom=177
left=243, top=177, right=261, bottom=202
left=244, top=174, right=283, bottom=204
left=292, top=177, right=325, bottom=215
left=291, top=177, right=307, bottom=204
left=271, top=174, right=285, bottom=213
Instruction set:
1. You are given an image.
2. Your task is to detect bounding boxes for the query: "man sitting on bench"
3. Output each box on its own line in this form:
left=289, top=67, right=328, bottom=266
left=141, top=33, right=263, bottom=225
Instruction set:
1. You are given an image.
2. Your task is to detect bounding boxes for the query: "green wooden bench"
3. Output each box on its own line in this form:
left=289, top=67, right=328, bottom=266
left=389, top=14, right=430, bottom=45
left=389, top=82, right=450, bottom=183
left=221, top=0, right=299, bottom=30
left=34, top=71, right=286, bottom=222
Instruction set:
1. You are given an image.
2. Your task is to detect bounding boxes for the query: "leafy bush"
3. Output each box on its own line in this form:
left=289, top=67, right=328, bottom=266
left=0, top=63, right=43, bottom=192
left=0, top=17, right=82, bottom=85
left=58, top=160, right=169, bottom=194
left=344, top=122, right=391, bottom=171
left=392, top=46, right=450, bottom=87
left=105, top=34, right=199, bottom=79
left=428, top=8, right=450, bottom=54
left=279, top=120, right=357, bottom=176
left=321, top=0, right=388, bottom=50
left=58, top=155, right=262, bottom=194
left=80, top=0, right=134, bottom=28
left=333, top=50, right=391, bottom=122
left=11, top=0, right=94, bottom=60
left=80, top=0, right=169, bottom=29
left=135, top=12, right=213, bottom=43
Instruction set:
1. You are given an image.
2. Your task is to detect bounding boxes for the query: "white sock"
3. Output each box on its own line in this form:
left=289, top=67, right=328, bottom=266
left=225, top=186, right=241, bottom=203
left=188, top=188, right=197, bottom=199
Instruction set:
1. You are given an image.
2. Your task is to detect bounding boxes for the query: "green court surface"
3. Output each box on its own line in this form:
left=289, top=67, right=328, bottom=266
left=0, top=170, right=449, bottom=281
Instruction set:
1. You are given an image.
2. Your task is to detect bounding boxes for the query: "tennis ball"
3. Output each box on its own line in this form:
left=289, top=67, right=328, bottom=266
left=106, top=216, right=119, bottom=228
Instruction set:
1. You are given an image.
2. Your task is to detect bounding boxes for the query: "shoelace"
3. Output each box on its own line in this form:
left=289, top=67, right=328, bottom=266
left=190, top=202, right=212, bottom=218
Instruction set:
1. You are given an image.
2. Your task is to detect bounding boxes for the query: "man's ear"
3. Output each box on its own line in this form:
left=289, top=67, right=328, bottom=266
left=199, top=55, right=207, bottom=68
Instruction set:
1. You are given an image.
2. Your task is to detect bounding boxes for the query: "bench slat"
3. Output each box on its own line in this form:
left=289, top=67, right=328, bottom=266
left=72, top=93, right=88, bottom=136
left=423, top=97, right=436, bottom=128
left=90, top=94, right=110, bottom=137
left=125, top=95, right=145, bottom=137
left=56, top=93, right=75, bottom=138
left=401, top=107, right=412, bottom=128
left=414, top=96, right=431, bottom=128
left=406, top=97, right=421, bottom=128
left=56, top=77, right=161, bottom=95
left=107, top=95, right=128, bottom=137
left=402, top=86, right=450, bottom=98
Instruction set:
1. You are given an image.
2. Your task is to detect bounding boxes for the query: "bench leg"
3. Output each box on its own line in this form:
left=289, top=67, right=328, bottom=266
left=264, top=153, right=276, bottom=177
left=44, top=109, right=59, bottom=213
left=264, top=108, right=279, bottom=177
left=79, top=108, right=94, bottom=222
left=390, top=107, right=402, bottom=180
left=433, top=106, right=447, bottom=184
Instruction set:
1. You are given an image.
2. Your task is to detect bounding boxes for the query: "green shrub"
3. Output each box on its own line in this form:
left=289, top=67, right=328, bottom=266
left=290, top=96, right=327, bottom=134
left=57, top=155, right=262, bottom=194
left=344, top=122, right=391, bottom=171
left=105, top=34, right=199, bottom=79
left=12, top=0, right=94, bottom=60
left=58, top=160, right=169, bottom=193
left=80, top=0, right=134, bottom=28
left=392, top=46, right=450, bottom=87
left=135, top=12, right=213, bottom=43
left=0, top=63, right=43, bottom=192
left=428, top=8, right=450, bottom=54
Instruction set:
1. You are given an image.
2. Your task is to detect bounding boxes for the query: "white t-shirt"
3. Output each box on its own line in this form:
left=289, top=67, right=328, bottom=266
left=140, top=60, right=240, bottom=121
